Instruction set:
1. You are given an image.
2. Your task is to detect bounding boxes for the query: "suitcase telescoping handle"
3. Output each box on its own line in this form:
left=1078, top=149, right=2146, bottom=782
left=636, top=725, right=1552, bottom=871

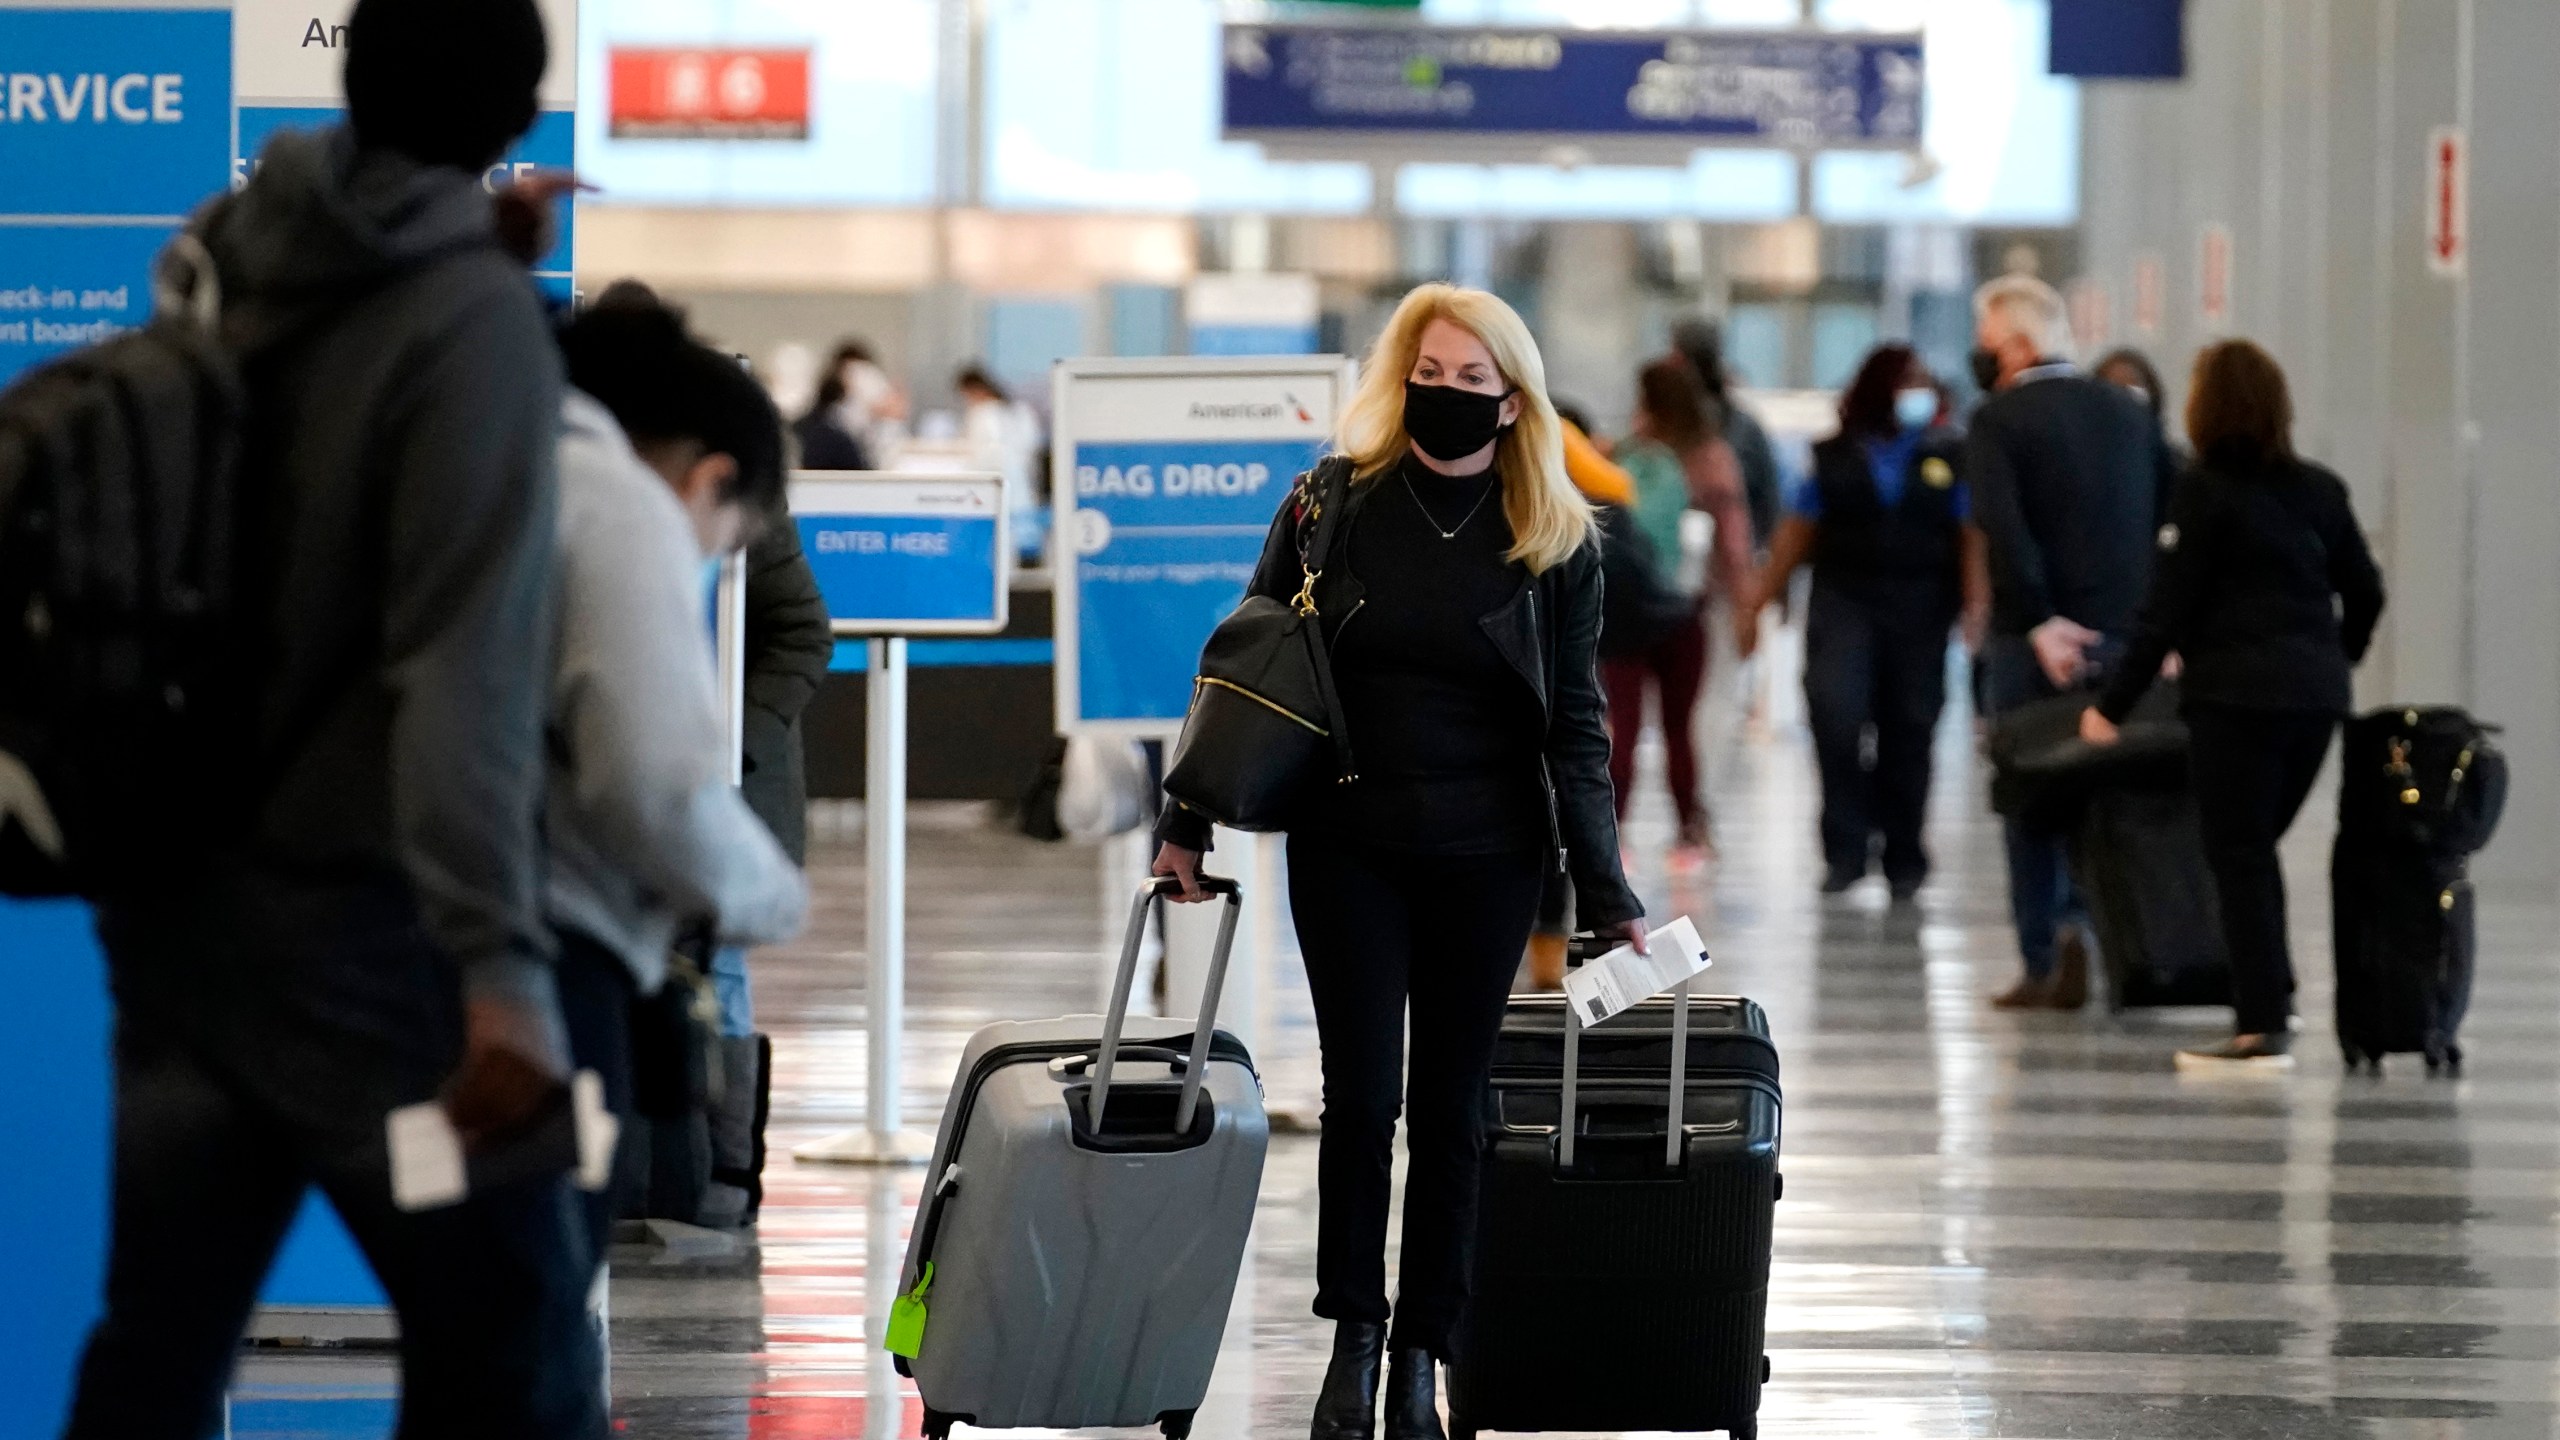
left=1557, top=971, right=1695, bottom=1171
left=1092, top=875, right=1244, bottom=1136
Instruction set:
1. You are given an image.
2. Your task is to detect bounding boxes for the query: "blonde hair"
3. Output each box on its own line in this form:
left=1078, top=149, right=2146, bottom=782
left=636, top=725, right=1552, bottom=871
left=1337, top=283, right=1593, bottom=574
left=1973, top=274, right=2075, bottom=362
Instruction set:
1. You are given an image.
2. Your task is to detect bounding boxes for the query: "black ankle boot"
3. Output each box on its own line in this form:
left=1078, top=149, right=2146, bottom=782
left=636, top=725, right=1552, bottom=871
left=1383, top=1348, right=1445, bottom=1440
left=1309, top=1321, right=1386, bottom=1440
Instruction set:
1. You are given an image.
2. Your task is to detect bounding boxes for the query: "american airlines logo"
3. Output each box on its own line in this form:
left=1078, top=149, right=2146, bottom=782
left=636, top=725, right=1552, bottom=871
left=1186, top=392, right=1315, bottom=424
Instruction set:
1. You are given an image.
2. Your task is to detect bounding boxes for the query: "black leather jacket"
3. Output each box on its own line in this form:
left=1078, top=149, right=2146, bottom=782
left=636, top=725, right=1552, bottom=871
left=1158, top=460, right=1642, bottom=929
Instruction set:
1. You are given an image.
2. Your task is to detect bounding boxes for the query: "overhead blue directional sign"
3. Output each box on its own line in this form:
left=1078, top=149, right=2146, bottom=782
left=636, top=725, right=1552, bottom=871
left=1223, top=24, right=1923, bottom=148
left=793, top=474, right=1011, bottom=636
left=1052, top=357, right=1351, bottom=735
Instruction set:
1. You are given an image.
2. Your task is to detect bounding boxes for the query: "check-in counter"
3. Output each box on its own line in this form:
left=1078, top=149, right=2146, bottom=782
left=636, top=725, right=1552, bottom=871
left=802, top=574, right=1059, bottom=804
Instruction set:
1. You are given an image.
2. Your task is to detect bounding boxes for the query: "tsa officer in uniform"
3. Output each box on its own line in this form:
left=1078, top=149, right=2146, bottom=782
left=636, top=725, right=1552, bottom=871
left=1738, top=344, right=1989, bottom=899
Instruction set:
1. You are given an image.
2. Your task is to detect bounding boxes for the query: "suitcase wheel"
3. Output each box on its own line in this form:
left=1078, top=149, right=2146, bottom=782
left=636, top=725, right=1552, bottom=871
left=922, top=1407, right=960, bottom=1440
left=1158, top=1408, right=1197, bottom=1440
left=1728, top=1425, right=1756, bottom=1440
left=2425, top=1042, right=2464, bottom=1078
left=1448, top=1422, right=1476, bottom=1440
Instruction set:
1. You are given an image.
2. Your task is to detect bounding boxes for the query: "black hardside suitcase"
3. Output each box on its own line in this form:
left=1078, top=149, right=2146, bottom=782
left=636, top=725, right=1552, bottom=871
left=2332, top=834, right=2475, bottom=1074
left=1448, top=988, right=1781, bottom=1440
left=2070, top=786, right=2232, bottom=1010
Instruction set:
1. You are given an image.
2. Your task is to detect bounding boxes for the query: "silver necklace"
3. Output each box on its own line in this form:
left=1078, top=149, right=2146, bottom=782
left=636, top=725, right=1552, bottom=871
left=1403, top=470, right=1497, bottom=540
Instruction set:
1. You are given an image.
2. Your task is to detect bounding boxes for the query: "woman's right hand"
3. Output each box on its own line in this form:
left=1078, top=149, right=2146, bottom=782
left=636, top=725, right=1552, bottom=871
left=1153, top=843, right=1210, bottom=903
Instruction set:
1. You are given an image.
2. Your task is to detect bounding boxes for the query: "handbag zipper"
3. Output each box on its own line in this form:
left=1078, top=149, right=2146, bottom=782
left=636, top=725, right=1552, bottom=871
left=1192, top=676, right=1328, bottom=735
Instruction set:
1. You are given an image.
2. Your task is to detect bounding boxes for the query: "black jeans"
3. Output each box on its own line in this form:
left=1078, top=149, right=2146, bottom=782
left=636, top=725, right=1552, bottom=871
left=2186, top=704, right=2336, bottom=1035
left=1287, top=837, right=1547, bottom=1359
left=1803, top=587, right=1952, bottom=882
left=68, top=928, right=606, bottom=1440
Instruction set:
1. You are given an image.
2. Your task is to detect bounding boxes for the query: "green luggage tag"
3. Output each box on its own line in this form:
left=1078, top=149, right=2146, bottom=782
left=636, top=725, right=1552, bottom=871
left=886, top=1262, right=934, bottom=1359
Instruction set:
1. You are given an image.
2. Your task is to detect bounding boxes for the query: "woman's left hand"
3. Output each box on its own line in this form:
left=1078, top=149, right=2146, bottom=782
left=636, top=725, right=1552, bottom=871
left=1613, top=918, right=1651, bottom=955
left=2078, top=706, right=2121, bottom=747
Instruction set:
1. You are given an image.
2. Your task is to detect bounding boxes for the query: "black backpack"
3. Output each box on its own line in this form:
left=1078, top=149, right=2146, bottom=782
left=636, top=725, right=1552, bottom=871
left=2337, top=706, right=2507, bottom=857
left=1594, top=503, right=1694, bottom=661
left=0, top=237, right=246, bottom=898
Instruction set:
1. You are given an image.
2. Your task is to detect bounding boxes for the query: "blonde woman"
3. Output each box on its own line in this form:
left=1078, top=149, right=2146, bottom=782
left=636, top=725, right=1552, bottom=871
left=1156, top=284, right=1645, bottom=1440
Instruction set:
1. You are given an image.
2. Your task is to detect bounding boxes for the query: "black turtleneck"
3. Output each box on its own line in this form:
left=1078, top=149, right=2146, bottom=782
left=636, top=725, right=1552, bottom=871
left=1308, top=458, right=1549, bottom=855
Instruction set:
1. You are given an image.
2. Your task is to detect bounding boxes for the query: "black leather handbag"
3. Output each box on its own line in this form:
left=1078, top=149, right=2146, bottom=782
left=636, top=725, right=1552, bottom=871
left=1162, top=459, right=1358, bottom=831
left=1987, top=681, right=2188, bottom=828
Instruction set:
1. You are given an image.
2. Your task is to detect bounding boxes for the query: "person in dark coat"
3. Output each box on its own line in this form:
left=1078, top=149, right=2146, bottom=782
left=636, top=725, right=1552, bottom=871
left=738, top=518, right=836, bottom=867
left=792, top=341, right=878, bottom=471
left=2082, top=340, right=2385, bottom=1070
left=700, top=504, right=835, bottom=1224
left=1740, top=344, right=1989, bottom=899
left=1154, top=283, right=1642, bottom=1440
left=1966, top=275, right=2181, bottom=1011
left=64, top=1, right=609, bottom=1433
left=2094, top=346, right=2191, bottom=470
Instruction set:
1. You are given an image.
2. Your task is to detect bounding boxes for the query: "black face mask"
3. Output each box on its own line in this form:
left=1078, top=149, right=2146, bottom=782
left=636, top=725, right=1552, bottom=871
left=1969, top=346, right=2005, bottom=393
left=1403, top=380, right=1514, bottom=462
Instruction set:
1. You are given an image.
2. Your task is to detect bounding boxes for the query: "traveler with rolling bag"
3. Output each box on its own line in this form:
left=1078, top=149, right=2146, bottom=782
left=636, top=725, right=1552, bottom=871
left=1448, top=943, right=1781, bottom=1440
left=2079, top=341, right=2385, bottom=1071
left=890, top=875, right=1269, bottom=1440
left=1150, top=285, right=1646, bottom=1440
left=2331, top=706, right=2505, bottom=1073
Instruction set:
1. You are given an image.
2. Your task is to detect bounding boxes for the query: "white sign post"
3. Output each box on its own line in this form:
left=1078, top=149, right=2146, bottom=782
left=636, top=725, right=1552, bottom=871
left=791, top=474, right=1011, bottom=1167
left=1051, top=358, right=1353, bottom=1104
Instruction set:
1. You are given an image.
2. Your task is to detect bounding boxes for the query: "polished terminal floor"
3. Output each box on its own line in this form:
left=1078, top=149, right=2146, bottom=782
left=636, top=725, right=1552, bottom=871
left=232, top=656, right=2560, bottom=1439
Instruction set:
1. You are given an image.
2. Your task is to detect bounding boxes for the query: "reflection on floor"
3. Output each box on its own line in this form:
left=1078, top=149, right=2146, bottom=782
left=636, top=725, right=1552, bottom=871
left=233, top=676, right=2560, bottom=1439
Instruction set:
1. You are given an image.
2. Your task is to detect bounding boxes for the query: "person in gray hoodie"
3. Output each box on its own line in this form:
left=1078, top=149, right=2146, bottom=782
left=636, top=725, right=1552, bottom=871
left=65, top=1, right=604, bottom=1436
left=543, top=301, right=809, bottom=1252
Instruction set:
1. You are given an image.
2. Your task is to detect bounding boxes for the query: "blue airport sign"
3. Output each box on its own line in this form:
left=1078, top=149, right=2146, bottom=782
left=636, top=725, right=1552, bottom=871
left=1052, top=358, right=1350, bottom=735
left=0, top=7, right=232, bottom=218
left=793, top=474, right=1011, bottom=636
left=0, top=7, right=232, bottom=387
left=1223, top=24, right=1922, bottom=148
left=239, top=106, right=579, bottom=288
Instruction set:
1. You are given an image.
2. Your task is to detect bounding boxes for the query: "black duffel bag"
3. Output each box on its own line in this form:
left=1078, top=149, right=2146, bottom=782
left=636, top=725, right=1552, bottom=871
left=1988, top=681, right=2189, bottom=828
left=2337, top=706, right=2506, bottom=856
left=1162, top=459, right=1357, bottom=831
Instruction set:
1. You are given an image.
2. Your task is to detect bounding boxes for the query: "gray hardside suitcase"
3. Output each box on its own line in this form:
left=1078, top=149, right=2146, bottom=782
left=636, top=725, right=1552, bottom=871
left=895, top=875, right=1270, bottom=1439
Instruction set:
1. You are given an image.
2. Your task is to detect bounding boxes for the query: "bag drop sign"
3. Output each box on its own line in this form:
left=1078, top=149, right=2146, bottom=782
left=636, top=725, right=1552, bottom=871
left=1051, top=358, right=1354, bottom=735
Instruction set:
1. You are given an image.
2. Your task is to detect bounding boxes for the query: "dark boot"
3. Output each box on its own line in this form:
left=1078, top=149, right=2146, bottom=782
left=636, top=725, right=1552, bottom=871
left=1383, top=1349, right=1444, bottom=1440
left=1309, top=1321, right=1386, bottom=1440
left=704, top=1035, right=767, bottom=1227
left=2048, top=927, right=2092, bottom=1011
